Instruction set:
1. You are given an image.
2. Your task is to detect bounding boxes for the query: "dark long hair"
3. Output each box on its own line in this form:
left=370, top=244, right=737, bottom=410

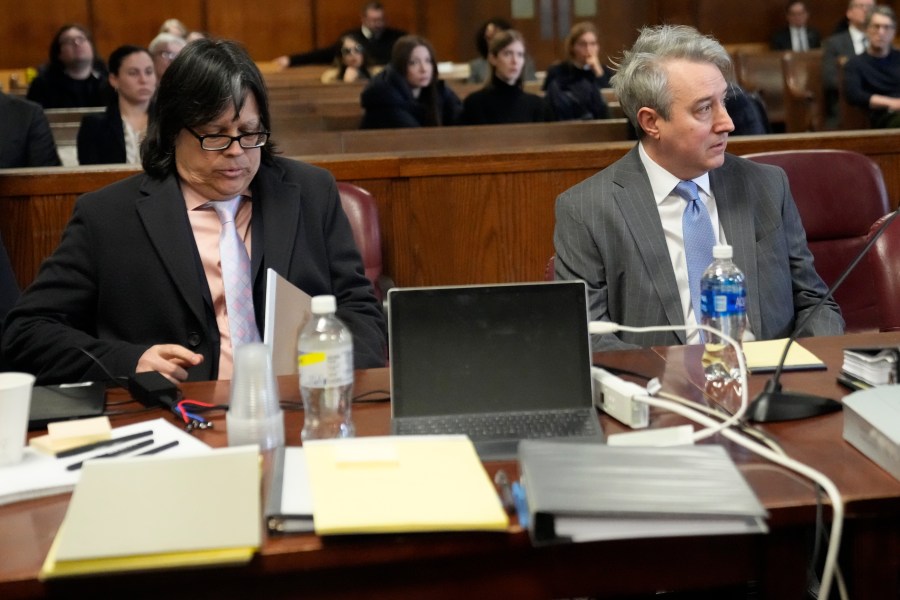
left=335, top=33, right=372, bottom=81
left=141, top=38, right=275, bottom=178
left=48, top=24, right=96, bottom=71
left=390, top=35, right=442, bottom=126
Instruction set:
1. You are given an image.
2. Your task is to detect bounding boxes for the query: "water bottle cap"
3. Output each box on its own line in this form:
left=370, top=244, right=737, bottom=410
left=712, top=244, right=733, bottom=259
left=311, top=294, right=337, bottom=314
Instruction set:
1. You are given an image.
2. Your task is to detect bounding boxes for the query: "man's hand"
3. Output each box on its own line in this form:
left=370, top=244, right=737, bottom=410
left=137, top=345, right=204, bottom=382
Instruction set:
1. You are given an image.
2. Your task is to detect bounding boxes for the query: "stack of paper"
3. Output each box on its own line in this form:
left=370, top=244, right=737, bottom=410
left=742, top=338, right=826, bottom=373
left=0, top=418, right=210, bottom=507
left=303, top=435, right=509, bottom=535
left=841, top=347, right=899, bottom=387
left=39, top=445, right=261, bottom=579
left=518, top=441, right=768, bottom=544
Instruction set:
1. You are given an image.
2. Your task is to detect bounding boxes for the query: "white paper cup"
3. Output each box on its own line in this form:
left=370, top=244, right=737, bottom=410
left=0, top=372, right=36, bottom=465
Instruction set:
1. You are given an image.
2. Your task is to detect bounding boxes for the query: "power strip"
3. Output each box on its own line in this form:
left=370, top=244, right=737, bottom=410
left=591, top=366, right=649, bottom=429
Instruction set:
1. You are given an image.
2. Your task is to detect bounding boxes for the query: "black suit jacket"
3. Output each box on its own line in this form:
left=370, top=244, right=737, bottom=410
left=2, top=157, right=387, bottom=384
left=770, top=26, right=821, bottom=51
left=77, top=103, right=126, bottom=165
left=289, top=26, right=406, bottom=66
left=0, top=92, right=61, bottom=168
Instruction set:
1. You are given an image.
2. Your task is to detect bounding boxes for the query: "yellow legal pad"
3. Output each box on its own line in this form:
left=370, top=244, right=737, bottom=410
left=40, top=445, right=261, bottom=579
left=742, top=338, right=826, bottom=373
left=303, top=435, right=509, bottom=535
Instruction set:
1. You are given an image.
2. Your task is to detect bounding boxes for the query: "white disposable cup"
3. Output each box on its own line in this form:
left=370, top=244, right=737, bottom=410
left=0, top=372, right=36, bottom=465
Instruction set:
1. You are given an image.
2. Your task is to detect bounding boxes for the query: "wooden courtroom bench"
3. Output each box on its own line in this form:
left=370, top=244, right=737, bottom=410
left=273, top=119, right=633, bottom=155
left=2, top=129, right=899, bottom=294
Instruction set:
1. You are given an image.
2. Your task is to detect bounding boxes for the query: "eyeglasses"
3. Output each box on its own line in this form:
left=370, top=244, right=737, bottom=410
left=341, top=44, right=364, bottom=56
left=155, top=51, right=178, bottom=61
left=186, top=128, right=270, bottom=151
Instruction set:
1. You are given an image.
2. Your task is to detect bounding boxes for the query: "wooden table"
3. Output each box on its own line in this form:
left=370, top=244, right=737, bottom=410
left=2, top=332, right=899, bottom=599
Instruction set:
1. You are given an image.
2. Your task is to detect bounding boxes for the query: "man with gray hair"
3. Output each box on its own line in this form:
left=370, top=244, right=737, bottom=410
left=553, top=24, right=843, bottom=350
left=843, top=5, right=900, bottom=127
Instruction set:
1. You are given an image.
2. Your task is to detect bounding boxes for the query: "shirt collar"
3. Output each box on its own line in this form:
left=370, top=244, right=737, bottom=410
left=638, top=142, right=711, bottom=206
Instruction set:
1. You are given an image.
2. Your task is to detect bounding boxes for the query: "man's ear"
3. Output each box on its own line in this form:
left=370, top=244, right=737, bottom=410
left=636, top=107, right=662, bottom=139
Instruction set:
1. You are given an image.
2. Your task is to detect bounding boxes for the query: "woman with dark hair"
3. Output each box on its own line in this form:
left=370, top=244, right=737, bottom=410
left=77, top=45, right=156, bottom=165
left=542, top=21, right=611, bottom=120
left=321, top=34, right=377, bottom=83
left=3, top=39, right=386, bottom=384
left=461, top=30, right=551, bottom=125
left=466, top=17, right=537, bottom=84
left=26, top=24, right=109, bottom=109
left=360, top=35, right=462, bottom=128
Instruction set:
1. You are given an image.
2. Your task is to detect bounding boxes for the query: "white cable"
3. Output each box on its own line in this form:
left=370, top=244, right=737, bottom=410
left=589, top=321, right=748, bottom=442
left=635, top=393, right=844, bottom=600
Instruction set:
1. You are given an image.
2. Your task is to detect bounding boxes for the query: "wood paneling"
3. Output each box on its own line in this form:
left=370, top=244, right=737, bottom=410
left=1, top=1, right=890, bottom=71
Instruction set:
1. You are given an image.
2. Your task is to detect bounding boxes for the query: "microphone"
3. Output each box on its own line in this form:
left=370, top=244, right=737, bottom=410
left=747, top=209, right=900, bottom=422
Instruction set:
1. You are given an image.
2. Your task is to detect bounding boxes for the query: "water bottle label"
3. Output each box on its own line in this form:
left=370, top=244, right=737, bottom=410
left=700, top=288, right=746, bottom=316
left=299, top=349, right=353, bottom=387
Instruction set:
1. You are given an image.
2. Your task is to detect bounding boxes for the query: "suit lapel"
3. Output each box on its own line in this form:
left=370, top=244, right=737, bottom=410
left=711, top=157, right=761, bottom=338
left=249, top=160, right=304, bottom=283
left=135, top=175, right=208, bottom=327
left=613, top=147, right=687, bottom=342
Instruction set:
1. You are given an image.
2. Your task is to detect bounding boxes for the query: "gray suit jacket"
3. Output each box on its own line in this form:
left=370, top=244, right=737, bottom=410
left=554, top=145, right=844, bottom=351
left=823, top=30, right=856, bottom=91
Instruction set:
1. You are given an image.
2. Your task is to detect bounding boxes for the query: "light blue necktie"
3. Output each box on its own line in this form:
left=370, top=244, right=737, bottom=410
left=674, top=180, right=715, bottom=326
left=210, top=197, right=261, bottom=346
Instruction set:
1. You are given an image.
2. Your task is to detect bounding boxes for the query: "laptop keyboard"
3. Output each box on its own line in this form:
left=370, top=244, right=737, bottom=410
left=394, top=409, right=599, bottom=441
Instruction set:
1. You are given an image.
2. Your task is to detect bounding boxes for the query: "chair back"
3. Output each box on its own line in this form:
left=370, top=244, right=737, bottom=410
left=734, top=50, right=785, bottom=129
left=744, top=150, right=889, bottom=332
left=336, top=182, right=387, bottom=301
left=867, top=213, right=900, bottom=332
left=836, top=56, right=870, bottom=130
left=781, top=50, right=825, bottom=132
left=544, top=256, right=556, bottom=281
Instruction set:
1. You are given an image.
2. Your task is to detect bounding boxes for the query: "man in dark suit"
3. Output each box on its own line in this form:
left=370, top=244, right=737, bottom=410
left=2, top=39, right=386, bottom=384
left=553, top=25, right=843, bottom=351
left=770, top=1, right=821, bottom=50
left=823, top=0, right=875, bottom=124
left=273, top=2, right=406, bottom=68
left=0, top=92, right=61, bottom=168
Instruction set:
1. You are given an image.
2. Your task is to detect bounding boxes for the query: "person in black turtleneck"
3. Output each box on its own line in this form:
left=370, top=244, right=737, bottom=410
left=542, top=21, right=611, bottom=120
left=460, top=30, right=552, bottom=125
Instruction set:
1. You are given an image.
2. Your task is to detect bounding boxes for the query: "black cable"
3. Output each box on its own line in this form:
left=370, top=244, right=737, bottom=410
left=77, top=347, right=129, bottom=390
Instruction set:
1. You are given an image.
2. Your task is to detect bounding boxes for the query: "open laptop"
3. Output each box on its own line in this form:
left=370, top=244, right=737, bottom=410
left=388, top=281, right=604, bottom=459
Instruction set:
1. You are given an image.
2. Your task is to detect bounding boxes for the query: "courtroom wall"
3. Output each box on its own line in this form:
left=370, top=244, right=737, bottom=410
left=0, top=0, right=883, bottom=71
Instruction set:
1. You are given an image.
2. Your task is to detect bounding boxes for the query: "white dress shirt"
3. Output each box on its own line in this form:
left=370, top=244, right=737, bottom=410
left=638, top=143, right=727, bottom=343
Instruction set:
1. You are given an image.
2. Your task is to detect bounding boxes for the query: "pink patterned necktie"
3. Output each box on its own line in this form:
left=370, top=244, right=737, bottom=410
left=210, top=197, right=260, bottom=346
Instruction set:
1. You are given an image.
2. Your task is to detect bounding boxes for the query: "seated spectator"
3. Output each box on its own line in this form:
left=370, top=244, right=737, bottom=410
left=274, top=2, right=405, bottom=68
left=360, top=35, right=462, bottom=129
left=77, top=45, right=156, bottom=165
left=543, top=22, right=611, bottom=120
left=770, top=1, right=821, bottom=50
left=26, top=24, right=109, bottom=109
left=0, top=92, right=61, bottom=168
left=823, top=0, right=875, bottom=126
left=466, top=18, right=537, bottom=84
left=2, top=38, right=386, bottom=384
left=844, top=5, right=900, bottom=128
left=149, top=32, right=187, bottom=80
left=320, top=34, right=377, bottom=83
left=460, top=30, right=552, bottom=125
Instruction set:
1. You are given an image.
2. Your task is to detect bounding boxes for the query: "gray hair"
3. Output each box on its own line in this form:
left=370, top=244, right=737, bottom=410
left=149, top=32, right=187, bottom=54
left=611, top=25, right=733, bottom=136
left=865, top=5, right=897, bottom=28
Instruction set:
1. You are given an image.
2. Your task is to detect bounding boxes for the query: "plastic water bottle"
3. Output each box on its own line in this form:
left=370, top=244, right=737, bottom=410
left=298, top=295, right=355, bottom=441
left=700, top=245, right=747, bottom=384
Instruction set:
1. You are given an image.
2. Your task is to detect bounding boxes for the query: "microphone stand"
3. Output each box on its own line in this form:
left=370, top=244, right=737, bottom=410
left=747, top=209, right=900, bottom=422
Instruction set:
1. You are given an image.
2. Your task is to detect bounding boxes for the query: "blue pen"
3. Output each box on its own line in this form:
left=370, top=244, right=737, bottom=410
left=511, top=481, right=530, bottom=529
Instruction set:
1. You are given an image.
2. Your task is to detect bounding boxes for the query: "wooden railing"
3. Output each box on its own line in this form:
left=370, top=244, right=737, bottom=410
left=2, top=129, right=899, bottom=292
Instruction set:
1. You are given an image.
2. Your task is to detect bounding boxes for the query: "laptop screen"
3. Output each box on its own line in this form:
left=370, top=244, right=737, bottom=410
left=388, top=281, right=593, bottom=418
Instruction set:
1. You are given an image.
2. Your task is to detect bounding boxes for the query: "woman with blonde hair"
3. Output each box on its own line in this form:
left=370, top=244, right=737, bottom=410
left=542, top=21, right=611, bottom=120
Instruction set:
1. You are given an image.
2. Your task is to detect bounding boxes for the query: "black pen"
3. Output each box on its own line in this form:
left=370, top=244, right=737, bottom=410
left=56, top=430, right=153, bottom=459
left=66, top=438, right=155, bottom=471
left=135, top=440, right=179, bottom=456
